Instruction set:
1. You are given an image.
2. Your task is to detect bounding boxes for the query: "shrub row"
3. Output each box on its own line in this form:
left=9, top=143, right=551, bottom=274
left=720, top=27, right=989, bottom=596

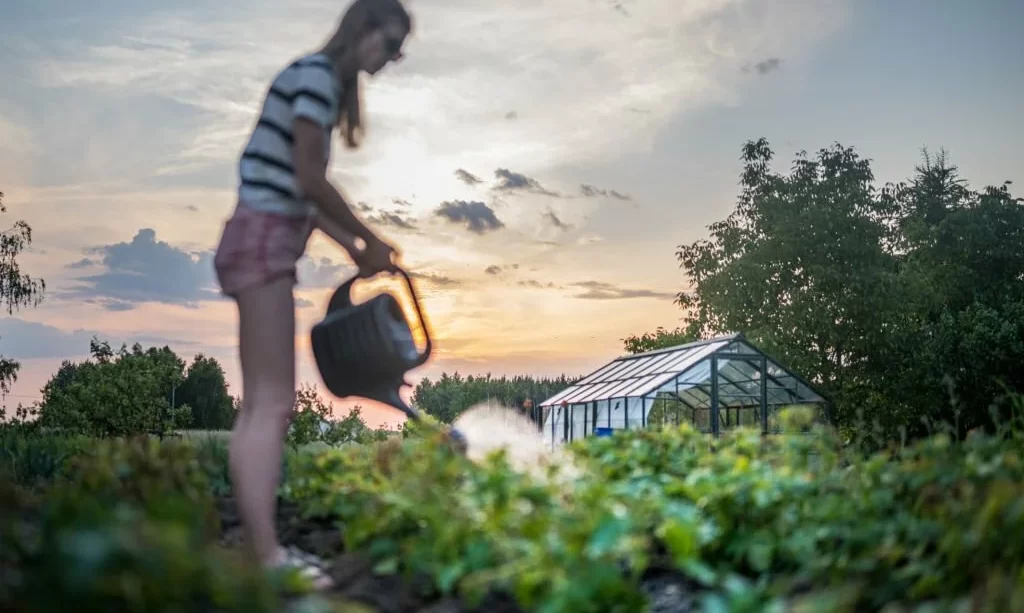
left=3, top=408, right=1023, bottom=612
left=0, top=434, right=331, bottom=612
left=284, top=409, right=1024, bottom=612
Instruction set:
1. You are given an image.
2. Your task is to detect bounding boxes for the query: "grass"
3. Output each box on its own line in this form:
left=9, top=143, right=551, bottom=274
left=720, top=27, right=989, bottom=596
left=176, top=429, right=232, bottom=441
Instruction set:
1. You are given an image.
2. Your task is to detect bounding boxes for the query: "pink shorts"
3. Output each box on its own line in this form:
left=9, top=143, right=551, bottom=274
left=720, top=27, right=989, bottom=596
left=213, top=202, right=315, bottom=297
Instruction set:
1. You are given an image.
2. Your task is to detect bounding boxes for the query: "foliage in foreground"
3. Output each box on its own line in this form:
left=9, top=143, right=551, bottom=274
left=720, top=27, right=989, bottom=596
left=286, top=384, right=401, bottom=450
left=2, top=406, right=1024, bottom=612
left=0, top=435, right=330, bottom=613
left=286, top=407, right=1024, bottom=612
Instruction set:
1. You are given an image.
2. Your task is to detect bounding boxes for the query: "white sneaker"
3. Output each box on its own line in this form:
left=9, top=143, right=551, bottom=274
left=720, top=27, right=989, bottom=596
left=269, top=545, right=334, bottom=591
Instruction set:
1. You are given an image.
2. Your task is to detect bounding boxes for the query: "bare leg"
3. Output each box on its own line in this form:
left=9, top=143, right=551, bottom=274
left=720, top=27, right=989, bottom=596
left=229, top=274, right=296, bottom=566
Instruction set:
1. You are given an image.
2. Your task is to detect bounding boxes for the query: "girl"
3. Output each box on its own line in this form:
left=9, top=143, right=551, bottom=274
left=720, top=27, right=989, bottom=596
left=212, top=0, right=413, bottom=588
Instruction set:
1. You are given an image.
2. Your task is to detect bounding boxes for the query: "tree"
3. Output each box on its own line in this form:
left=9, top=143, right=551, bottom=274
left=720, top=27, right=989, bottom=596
left=622, top=326, right=698, bottom=355
left=37, top=337, right=192, bottom=438
left=881, top=156, right=1024, bottom=436
left=411, top=373, right=578, bottom=424
left=286, top=384, right=389, bottom=448
left=176, top=354, right=235, bottom=430
left=0, top=190, right=46, bottom=395
left=634, top=139, right=1024, bottom=443
left=667, top=138, right=905, bottom=431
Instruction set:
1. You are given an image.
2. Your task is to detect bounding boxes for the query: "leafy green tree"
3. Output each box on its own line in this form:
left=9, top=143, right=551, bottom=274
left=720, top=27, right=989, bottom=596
left=411, top=373, right=578, bottom=424
left=630, top=139, right=1024, bottom=442
left=285, top=385, right=331, bottom=449
left=286, top=384, right=389, bottom=448
left=664, top=138, right=904, bottom=431
left=0, top=190, right=45, bottom=396
left=177, top=354, right=235, bottom=430
left=880, top=154, right=1024, bottom=436
left=622, top=326, right=699, bottom=355
left=411, top=372, right=581, bottom=423
left=37, top=337, right=192, bottom=438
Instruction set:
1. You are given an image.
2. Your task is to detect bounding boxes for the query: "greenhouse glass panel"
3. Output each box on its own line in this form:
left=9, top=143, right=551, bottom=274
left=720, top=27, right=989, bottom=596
left=626, top=397, right=645, bottom=428
left=571, top=404, right=588, bottom=441
left=540, top=333, right=828, bottom=445
left=574, top=361, right=625, bottom=386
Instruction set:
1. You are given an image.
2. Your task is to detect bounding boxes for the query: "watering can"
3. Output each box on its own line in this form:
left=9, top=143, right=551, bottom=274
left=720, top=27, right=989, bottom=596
left=310, top=266, right=467, bottom=453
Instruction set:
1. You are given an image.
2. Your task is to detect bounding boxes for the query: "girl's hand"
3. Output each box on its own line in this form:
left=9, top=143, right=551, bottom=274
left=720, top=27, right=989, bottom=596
left=357, top=236, right=398, bottom=277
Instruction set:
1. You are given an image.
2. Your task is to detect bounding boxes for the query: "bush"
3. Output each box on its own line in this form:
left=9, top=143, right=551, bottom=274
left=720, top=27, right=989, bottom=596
left=5, top=405, right=1024, bottom=611
left=0, top=435, right=334, bottom=613
left=3, top=503, right=285, bottom=613
left=52, top=436, right=221, bottom=542
left=0, top=422, right=89, bottom=489
left=36, top=340, right=192, bottom=439
left=286, top=384, right=401, bottom=450
left=285, top=407, right=1024, bottom=612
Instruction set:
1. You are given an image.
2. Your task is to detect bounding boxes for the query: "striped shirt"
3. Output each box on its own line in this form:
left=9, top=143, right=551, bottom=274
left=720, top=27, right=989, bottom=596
left=237, top=53, right=342, bottom=216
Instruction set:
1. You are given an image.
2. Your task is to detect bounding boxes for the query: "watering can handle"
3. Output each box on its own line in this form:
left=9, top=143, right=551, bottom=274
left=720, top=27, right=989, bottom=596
left=393, top=266, right=433, bottom=368
left=326, top=266, right=433, bottom=367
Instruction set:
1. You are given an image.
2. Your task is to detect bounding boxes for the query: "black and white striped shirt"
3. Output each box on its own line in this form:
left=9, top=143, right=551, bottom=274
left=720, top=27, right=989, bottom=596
left=237, top=53, right=341, bottom=216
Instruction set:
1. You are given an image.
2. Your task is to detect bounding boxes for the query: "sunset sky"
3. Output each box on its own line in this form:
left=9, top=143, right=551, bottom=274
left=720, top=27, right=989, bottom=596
left=1, top=0, right=1021, bottom=427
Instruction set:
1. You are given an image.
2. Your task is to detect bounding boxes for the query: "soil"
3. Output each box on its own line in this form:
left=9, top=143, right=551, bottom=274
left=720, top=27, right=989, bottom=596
left=215, top=495, right=699, bottom=613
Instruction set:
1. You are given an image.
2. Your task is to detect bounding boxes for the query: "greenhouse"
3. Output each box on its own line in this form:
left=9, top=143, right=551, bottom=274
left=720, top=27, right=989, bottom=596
left=538, top=333, right=829, bottom=446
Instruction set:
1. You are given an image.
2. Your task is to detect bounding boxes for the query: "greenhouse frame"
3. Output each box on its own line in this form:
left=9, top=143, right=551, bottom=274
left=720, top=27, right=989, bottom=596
left=538, top=333, right=830, bottom=447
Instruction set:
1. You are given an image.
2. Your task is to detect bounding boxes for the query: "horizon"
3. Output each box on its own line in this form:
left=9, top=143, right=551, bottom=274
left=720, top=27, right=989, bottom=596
left=1, top=0, right=1022, bottom=429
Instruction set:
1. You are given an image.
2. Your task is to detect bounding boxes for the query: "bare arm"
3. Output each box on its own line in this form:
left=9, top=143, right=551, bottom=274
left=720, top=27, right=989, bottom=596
left=313, top=209, right=360, bottom=255
left=293, top=118, right=380, bottom=247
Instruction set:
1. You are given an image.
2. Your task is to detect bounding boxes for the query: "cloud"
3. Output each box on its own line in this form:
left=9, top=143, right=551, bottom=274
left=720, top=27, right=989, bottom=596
left=570, top=281, right=676, bottom=300
left=544, top=209, right=571, bottom=231
left=16, top=0, right=850, bottom=206
left=410, top=271, right=461, bottom=288
left=63, top=228, right=219, bottom=310
left=392, top=198, right=413, bottom=207
left=580, top=184, right=632, bottom=201
left=500, top=277, right=672, bottom=299
left=0, top=317, right=199, bottom=360
left=60, top=229, right=354, bottom=311
left=454, top=169, right=483, bottom=186
left=434, top=200, right=505, bottom=235
left=484, top=264, right=520, bottom=275
left=296, top=256, right=357, bottom=289
left=67, top=257, right=96, bottom=269
left=743, top=57, right=783, bottom=75
left=492, top=168, right=560, bottom=197
left=518, top=279, right=557, bottom=289
left=367, top=210, right=418, bottom=231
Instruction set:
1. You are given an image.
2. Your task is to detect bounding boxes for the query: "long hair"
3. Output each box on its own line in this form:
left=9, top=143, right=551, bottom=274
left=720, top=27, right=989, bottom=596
left=320, top=0, right=412, bottom=148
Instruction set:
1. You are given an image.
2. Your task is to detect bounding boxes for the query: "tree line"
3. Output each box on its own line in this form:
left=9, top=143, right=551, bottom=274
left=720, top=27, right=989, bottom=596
left=624, top=139, right=1024, bottom=443
left=17, top=336, right=577, bottom=437
left=410, top=372, right=579, bottom=424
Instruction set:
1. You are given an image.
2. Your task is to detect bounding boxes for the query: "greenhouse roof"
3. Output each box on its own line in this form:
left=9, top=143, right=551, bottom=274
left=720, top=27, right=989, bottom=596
left=538, top=333, right=827, bottom=410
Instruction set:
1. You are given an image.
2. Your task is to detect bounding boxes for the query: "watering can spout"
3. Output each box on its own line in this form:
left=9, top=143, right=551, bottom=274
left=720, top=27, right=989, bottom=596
left=360, top=385, right=414, bottom=420
left=358, top=382, right=467, bottom=455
